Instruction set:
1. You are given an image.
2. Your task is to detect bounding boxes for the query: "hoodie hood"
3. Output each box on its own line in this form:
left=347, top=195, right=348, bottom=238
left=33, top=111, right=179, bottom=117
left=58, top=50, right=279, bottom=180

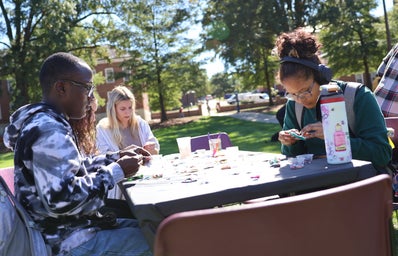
left=3, top=102, right=68, bottom=150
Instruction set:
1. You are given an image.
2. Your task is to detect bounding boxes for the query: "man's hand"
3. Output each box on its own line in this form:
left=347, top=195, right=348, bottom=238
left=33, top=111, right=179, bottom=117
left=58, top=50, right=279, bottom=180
left=116, top=155, right=144, bottom=178
left=119, top=146, right=151, bottom=158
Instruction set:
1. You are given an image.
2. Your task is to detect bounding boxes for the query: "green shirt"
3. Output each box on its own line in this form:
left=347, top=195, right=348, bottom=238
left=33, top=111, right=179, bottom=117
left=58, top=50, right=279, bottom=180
left=282, top=81, right=392, bottom=169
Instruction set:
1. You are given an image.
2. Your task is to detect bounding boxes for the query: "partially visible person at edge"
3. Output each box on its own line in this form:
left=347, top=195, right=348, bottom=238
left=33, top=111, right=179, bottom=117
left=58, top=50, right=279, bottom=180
left=69, top=95, right=98, bottom=156
left=276, top=28, right=391, bottom=171
left=3, top=52, right=153, bottom=256
left=374, top=43, right=398, bottom=117
left=96, top=85, right=160, bottom=199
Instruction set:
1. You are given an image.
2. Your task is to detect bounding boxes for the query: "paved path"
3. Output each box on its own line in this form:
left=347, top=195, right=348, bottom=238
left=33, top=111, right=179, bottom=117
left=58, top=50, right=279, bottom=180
left=210, top=109, right=279, bottom=124
left=227, top=112, right=279, bottom=124
left=202, top=100, right=279, bottom=124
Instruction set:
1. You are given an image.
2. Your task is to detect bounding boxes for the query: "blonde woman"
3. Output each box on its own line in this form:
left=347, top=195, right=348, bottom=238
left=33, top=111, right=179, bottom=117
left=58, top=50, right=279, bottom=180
left=97, top=85, right=160, bottom=199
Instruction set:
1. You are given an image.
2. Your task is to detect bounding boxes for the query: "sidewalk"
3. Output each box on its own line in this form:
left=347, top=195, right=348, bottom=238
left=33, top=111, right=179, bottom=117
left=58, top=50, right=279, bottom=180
left=227, top=112, right=279, bottom=124
left=204, top=101, right=280, bottom=124
left=211, top=109, right=279, bottom=124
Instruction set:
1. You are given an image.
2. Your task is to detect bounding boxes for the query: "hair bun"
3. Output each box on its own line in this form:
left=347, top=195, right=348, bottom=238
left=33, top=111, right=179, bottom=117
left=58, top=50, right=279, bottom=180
left=288, top=48, right=299, bottom=58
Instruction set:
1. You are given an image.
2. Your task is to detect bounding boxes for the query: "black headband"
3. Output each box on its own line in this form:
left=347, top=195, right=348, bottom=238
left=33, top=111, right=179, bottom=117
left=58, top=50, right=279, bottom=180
left=280, top=56, right=333, bottom=82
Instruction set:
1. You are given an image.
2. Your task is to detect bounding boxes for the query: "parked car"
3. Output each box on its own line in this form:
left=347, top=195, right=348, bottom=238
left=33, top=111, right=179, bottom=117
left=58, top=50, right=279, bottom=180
left=245, top=93, right=270, bottom=103
left=224, top=93, right=233, bottom=99
left=227, top=93, right=269, bottom=104
left=226, top=94, right=240, bottom=104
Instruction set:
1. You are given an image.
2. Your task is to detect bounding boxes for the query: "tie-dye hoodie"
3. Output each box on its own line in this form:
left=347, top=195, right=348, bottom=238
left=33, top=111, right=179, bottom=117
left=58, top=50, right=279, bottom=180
left=3, top=102, right=124, bottom=254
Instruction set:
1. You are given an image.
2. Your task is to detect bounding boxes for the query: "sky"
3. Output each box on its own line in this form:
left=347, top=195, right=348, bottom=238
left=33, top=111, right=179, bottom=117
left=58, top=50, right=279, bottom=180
left=374, top=0, right=394, bottom=15
left=200, top=0, right=395, bottom=78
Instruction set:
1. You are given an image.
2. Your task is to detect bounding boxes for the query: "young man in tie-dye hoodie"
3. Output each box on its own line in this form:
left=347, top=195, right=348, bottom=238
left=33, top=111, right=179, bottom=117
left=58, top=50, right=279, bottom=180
left=3, top=52, right=152, bottom=256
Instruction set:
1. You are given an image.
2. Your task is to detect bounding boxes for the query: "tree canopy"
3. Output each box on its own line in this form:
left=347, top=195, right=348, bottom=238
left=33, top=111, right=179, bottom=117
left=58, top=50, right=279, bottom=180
left=113, top=0, right=206, bottom=121
left=0, top=0, right=394, bottom=117
left=202, top=0, right=386, bottom=91
left=315, top=0, right=383, bottom=88
left=0, top=0, right=121, bottom=109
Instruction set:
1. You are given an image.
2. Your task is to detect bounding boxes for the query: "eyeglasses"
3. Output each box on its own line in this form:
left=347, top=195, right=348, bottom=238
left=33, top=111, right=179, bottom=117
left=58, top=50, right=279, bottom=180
left=61, top=79, right=95, bottom=97
left=285, top=81, right=315, bottom=101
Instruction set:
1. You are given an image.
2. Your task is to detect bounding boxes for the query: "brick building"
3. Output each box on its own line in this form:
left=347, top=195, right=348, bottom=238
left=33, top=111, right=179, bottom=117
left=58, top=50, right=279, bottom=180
left=94, top=54, right=151, bottom=121
left=338, top=72, right=377, bottom=90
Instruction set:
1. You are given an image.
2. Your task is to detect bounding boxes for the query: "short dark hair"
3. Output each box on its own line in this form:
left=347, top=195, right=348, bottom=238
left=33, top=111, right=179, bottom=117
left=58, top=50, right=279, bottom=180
left=39, top=52, right=86, bottom=96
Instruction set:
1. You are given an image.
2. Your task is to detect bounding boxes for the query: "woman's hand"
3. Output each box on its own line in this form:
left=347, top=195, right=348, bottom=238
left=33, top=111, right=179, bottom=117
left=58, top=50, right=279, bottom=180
left=279, top=129, right=300, bottom=146
left=301, top=122, right=324, bottom=140
left=143, top=142, right=159, bottom=155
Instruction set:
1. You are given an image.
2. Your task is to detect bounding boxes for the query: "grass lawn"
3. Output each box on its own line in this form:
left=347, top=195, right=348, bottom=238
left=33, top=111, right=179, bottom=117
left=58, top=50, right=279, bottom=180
left=153, top=116, right=281, bottom=155
left=0, top=152, right=13, bottom=168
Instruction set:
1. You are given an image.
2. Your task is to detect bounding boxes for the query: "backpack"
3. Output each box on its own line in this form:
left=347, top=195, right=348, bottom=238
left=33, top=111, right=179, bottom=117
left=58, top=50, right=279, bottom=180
left=0, top=176, right=50, bottom=256
left=295, top=82, right=398, bottom=195
left=294, top=82, right=362, bottom=135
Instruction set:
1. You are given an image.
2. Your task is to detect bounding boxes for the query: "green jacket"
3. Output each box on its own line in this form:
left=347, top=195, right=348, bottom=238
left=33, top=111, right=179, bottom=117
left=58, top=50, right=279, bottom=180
left=282, top=80, right=392, bottom=169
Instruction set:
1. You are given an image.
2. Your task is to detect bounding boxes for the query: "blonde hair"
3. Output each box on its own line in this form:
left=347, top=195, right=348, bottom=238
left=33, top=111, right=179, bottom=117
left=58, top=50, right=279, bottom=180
left=106, top=85, right=138, bottom=149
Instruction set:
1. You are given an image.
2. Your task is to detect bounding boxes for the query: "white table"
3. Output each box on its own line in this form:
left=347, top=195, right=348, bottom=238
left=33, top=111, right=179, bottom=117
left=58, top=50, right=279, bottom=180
left=120, top=150, right=378, bottom=249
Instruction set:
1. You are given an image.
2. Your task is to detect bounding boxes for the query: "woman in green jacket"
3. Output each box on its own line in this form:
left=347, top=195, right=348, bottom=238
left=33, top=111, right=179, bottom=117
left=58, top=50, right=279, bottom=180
left=276, top=28, right=391, bottom=170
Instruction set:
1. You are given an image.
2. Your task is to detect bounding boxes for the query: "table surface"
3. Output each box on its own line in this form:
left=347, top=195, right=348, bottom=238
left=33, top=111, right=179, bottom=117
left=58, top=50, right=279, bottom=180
left=120, top=150, right=378, bottom=248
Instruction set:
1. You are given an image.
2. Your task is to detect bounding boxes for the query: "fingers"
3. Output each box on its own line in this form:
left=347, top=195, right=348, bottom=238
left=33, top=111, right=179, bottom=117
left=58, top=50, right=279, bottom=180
left=134, top=147, right=151, bottom=156
left=117, top=155, right=141, bottom=178
left=120, top=146, right=151, bottom=158
left=280, top=123, right=325, bottom=146
left=144, top=143, right=159, bottom=155
left=123, top=144, right=139, bottom=151
left=301, top=122, right=324, bottom=139
left=144, top=142, right=155, bottom=150
left=279, top=130, right=298, bottom=146
left=119, top=149, right=137, bottom=158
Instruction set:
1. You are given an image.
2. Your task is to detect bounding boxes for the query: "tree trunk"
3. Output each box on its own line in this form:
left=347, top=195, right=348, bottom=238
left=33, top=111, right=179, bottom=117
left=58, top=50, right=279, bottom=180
left=157, top=70, right=168, bottom=122
left=263, top=51, right=274, bottom=105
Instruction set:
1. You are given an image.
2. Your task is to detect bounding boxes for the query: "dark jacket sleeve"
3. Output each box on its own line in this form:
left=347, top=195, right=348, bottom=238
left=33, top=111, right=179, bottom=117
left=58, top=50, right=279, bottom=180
left=349, top=85, right=392, bottom=168
left=281, top=100, right=307, bottom=156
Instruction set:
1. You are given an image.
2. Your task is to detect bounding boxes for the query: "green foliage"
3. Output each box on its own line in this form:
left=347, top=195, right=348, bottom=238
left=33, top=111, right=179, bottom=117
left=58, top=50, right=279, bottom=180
left=201, top=0, right=311, bottom=103
left=0, top=0, right=121, bottom=109
left=316, top=0, right=383, bottom=87
left=385, top=4, right=398, bottom=45
left=153, top=116, right=281, bottom=155
left=210, top=73, right=235, bottom=97
left=202, top=0, right=389, bottom=92
left=114, top=0, right=205, bottom=121
left=0, top=0, right=393, bottom=116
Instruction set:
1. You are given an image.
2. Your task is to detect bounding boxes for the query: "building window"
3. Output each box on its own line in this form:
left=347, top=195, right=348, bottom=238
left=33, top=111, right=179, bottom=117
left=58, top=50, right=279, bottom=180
left=105, top=68, right=115, bottom=83
left=123, top=67, right=131, bottom=82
